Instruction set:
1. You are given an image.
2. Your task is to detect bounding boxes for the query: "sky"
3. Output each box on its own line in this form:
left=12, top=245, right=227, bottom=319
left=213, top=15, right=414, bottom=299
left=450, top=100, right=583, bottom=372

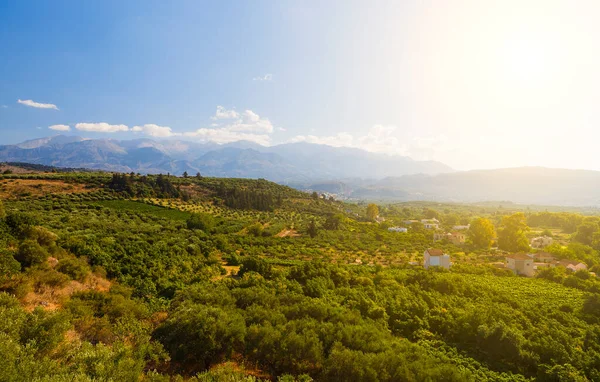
left=1, top=0, right=600, bottom=171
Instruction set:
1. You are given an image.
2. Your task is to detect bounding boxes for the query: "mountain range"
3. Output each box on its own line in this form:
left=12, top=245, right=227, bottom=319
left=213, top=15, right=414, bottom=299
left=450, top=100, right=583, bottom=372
left=336, top=167, right=600, bottom=206
left=5, top=136, right=599, bottom=206
left=0, top=135, right=452, bottom=182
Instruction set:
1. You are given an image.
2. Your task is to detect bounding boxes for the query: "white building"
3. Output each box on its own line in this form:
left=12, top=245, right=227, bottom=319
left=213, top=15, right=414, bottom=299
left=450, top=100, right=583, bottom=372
left=433, top=232, right=466, bottom=245
left=388, top=226, right=408, bottom=233
left=424, top=248, right=451, bottom=270
left=452, top=225, right=470, bottom=230
left=558, top=259, right=587, bottom=272
left=531, top=236, right=553, bottom=249
left=421, top=218, right=440, bottom=230
left=506, top=253, right=535, bottom=277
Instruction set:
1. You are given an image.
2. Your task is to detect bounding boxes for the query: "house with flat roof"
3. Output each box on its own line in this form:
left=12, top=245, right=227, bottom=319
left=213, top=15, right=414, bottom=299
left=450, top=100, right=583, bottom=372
left=424, top=248, right=451, bottom=270
left=532, top=252, right=555, bottom=263
left=506, top=253, right=535, bottom=277
left=452, top=224, right=470, bottom=230
left=421, top=218, right=440, bottom=230
left=433, top=232, right=466, bottom=245
left=531, top=236, right=553, bottom=249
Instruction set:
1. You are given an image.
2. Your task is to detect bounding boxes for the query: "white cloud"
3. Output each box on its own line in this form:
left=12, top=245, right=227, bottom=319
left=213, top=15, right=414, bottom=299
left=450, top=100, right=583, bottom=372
left=290, top=132, right=355, bottom=148
left=1, top=105, right=7, bottom=109
left=225, top=110, right=274, bottom=133
left=17, top=99, right=59, bottom=110
left=132, top=124, right=178, bottom=138
left=212, top=106, right=239, bottom=120
left=186, top=107, right=275, bottom=145
left=289, top=125, right=402, bottom=154
left=75, top=122, right=129, bottom=133
left=355, top=125, right=402, bottom=154
left=253, top=73, right=273, bottom=81
left=49, top=124, right=70, bottom=131
left=184, top=129, right=271, bottom=145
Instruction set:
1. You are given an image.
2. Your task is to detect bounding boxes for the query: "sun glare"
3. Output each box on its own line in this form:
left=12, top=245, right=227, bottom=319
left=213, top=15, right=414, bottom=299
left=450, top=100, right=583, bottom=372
left=501, top=38, right=549, bottom=85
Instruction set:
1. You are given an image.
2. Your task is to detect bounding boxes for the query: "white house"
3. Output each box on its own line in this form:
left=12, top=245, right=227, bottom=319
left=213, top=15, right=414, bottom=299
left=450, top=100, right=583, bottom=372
left=388, top=226, right=408, bottom=233
left=424, top=248, right=451, bottom=270
left=531, top=236, right=553, bottom=249
left=433, top=232, right=466, bottom=245
left=506, top=253, right=535, bottom=277
left=421, top=218, right=440, bottom=230
left=433, top=232, right=447, bottom=241
left=452, top=224, right=470, bottom=230
left=532, top=252, right=555, bottom=263
left=558, top=259, right=587, bottom=272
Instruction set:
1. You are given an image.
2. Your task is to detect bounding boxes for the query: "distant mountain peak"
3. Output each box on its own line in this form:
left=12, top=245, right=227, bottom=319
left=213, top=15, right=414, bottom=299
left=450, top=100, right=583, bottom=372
left=0, top=135, right=453, bottom=181
left=15, top=135, right=88, bottom=149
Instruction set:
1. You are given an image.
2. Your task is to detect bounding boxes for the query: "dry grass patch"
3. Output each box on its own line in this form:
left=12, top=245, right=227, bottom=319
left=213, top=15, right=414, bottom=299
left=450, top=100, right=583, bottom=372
left=0, top=179, right=96, bottom=198
left=275, top=229, right=301, bottom=238
left=21, top=274, right=111, bottom=312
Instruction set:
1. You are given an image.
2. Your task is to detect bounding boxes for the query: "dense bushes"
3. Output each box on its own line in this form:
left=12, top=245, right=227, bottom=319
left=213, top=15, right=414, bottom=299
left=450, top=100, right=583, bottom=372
left=2, top=173, right=600, bottom=380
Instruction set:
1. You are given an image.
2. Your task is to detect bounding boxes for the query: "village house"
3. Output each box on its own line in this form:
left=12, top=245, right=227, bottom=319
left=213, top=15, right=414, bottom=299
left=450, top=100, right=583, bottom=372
left=388, top=226, right=408, bottom=233
left=403, top=220, right=420, bottom=225
left=506, top=253, right=535, bottom=277
left=433, top=232, right=466, bottom=245
left=423, top=248, right=451, bottom=270
left=433, top=232, right=447, bottom=241
left=532, top=252, right=555, bottom=263
left=530, top=236, right=553, bottom=249
left=558, top=259, right=587, bottom=272
left=448, top=232, right=466, bottom=245
left=452, top=224, right=470, bottom=230
left=421, top=218, right=440, bottom=230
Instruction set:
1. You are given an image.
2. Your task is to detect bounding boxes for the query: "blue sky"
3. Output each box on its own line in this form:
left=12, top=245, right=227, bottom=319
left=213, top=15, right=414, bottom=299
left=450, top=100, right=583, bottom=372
left=2, top=1, right=600, bottom=170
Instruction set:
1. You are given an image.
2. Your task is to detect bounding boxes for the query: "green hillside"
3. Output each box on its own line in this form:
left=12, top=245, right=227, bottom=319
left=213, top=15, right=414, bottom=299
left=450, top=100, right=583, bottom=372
left=1, top=170, right=600, bottom=381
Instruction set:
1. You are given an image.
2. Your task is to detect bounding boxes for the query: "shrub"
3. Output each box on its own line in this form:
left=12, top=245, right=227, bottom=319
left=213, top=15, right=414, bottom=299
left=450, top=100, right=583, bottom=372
left=187, top=213, right=215, bottom=232
left=15, top=240, right=48, bottom=267
left=57, top=257, right=91, bottom=282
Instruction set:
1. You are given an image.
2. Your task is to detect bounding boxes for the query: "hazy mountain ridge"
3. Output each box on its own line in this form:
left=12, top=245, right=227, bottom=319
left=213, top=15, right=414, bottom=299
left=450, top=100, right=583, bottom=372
left=0, top=135, right=452, bottom=181
left=333, top=167, right=600, bottom=206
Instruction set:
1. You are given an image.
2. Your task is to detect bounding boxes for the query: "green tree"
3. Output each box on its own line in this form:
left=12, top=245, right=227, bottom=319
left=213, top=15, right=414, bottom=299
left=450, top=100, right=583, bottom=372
left=468, top=218, right=496, bottom=249
left=186, top=213, right=215, bottom=232
left=15, top=240, right=47, bottom=267
left=247, top=222, right=264, bottom=237
left=155, top=304, right=246, bottom=371
left=307, top=219, right=318, bottom=238
left=497, top=213, right=530, bottom=252
left=0, top=200, right=5, bottom=219
left=423, top=208, right=440, bottom=219
left=0, top=250, right=21, bottom=276
left=324, top=214, right=343, bottom=230
left=182, top=171, right=189, bottom=178
left=366, top=204, right=379, bottom=222
left=573, top=220, right=599, bottom=246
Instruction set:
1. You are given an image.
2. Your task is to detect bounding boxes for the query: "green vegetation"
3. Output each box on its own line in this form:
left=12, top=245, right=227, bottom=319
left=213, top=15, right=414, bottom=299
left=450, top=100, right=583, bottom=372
left=469, top=217, right=496, bottom=249
left=2, top=170, right=600, bottom=380
left=498, top=213, right=530, bottom=252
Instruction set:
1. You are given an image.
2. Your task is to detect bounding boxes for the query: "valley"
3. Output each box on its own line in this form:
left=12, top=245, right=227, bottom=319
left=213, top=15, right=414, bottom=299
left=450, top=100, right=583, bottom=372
left=1, top=166, right=600, bottom=380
